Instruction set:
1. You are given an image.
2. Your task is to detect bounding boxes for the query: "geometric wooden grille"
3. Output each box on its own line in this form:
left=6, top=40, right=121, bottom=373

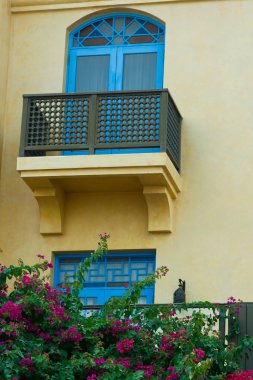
left=58, top=255, right=155, bottom=288
left=71, top=15, right=164, bottom=48
left=96, top=94, right=161, bottom=144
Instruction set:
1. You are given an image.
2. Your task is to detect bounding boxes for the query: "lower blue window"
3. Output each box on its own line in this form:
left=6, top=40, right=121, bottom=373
left=54, top=252, right=155, bottom=305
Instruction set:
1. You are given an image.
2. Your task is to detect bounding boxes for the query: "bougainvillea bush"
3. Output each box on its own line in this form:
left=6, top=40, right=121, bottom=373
left=0, top=235, right=252, bottom=379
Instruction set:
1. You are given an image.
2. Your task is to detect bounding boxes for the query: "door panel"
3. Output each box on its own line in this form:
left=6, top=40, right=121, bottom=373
left=115, top=44, right=164, bottom=90
left=76, top=55, right=110, bottom=92
left=122, top=52, right=157, bottom=90
left=67, top=47, right=117, bottom=92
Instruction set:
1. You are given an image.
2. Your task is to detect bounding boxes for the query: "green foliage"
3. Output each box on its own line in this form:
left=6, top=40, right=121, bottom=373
left=0, top=235, right=252, bottom=379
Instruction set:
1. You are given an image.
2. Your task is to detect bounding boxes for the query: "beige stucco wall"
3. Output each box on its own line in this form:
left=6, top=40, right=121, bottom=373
left=1, top=0, right=253, bottom=303
left=0, top=0, right=11, bottom=179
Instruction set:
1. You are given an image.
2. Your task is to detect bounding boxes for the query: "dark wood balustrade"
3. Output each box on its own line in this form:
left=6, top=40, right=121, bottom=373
left=19, top=89, right=182, bottom=172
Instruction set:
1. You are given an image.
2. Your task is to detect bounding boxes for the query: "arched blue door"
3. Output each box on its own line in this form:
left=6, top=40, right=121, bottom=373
left=67, top=14, right=165, bottom=92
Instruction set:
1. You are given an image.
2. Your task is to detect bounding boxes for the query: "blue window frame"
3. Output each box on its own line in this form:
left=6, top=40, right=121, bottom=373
left=54, top=252, right=156, bottom=305
left=67, top=13, right=165, bottom=93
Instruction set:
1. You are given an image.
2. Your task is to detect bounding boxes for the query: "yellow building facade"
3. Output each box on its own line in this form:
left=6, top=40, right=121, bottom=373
left=1, top=0, right=253, bottom=304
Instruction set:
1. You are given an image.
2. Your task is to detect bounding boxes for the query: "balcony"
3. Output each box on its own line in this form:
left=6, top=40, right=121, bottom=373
left=17, top=89, right=182, bottom=235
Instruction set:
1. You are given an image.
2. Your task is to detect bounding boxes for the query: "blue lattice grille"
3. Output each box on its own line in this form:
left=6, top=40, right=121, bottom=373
left=57, top=255, right=155, bottom=287
left=71, top=15, right=164, bottom=47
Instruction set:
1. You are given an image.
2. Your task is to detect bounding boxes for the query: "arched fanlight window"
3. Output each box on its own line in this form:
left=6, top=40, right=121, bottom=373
left=67, top=13, right=165, bottom=92
left=70, top=14, right=165, bottom=47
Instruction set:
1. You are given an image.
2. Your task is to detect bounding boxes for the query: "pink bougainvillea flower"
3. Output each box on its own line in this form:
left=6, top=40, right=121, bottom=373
left=19, top=358, right=34, bottom=372
left=87, top=374, right=97, bottom=380
left=94, top=358, right=105, bottom=366
left=226, top=296, right=237, bottom=305
left=225, top=370, right=253, bottom=379
left=36, top=254, right=45, bottom=259
left=135, top=364, right=155, bottom=378
left=21, top=275, right=31, bottom=285
left=166, top=366, right=180, bottom=379
left=115, top=357, right=132, bottom=369
left=0, top=301, right=23, bottom=321
left=116, top=338, right=134, bottom=353
left=194, top=348, right=205, bottom=359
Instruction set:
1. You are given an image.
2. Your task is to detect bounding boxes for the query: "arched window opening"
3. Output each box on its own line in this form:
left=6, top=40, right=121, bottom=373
left=67, top=13, right=165, bottom=92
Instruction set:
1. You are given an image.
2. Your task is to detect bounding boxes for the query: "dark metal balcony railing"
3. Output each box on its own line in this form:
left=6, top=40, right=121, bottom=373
left=19, top=89, right=182, bottom=172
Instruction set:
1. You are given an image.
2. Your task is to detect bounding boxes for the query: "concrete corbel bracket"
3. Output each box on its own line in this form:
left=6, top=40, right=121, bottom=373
left=17, top=153, right=181, bottom=234
left=33, top=185, right=65, bottom=235
left=143, top=186, right=173, bottom=232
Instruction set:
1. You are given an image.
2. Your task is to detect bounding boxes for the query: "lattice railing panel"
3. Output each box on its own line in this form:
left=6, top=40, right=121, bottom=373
left=96, top=93, right=161, bottom=145
left=26, top=96, right=89, bottom=147
left=166, top=95, right=182, bottom=171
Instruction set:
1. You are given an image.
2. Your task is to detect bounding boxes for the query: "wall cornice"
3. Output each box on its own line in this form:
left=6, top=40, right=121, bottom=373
left=11, top=0, right=226, bottom=13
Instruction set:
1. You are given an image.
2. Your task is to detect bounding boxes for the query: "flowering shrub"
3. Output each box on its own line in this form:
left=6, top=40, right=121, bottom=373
left=225, top=370, right=253, bottom=379
left=0, top=234, right=252, bottom=379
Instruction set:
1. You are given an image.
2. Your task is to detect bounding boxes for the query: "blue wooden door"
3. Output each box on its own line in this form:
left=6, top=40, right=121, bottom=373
left=67, top=45, right=163, bottom=92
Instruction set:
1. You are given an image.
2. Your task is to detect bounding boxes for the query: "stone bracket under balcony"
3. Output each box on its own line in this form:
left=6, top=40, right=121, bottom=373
left=17, top=153, right=182, bottom=235
left=33, top=185, right=65, bottom=235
